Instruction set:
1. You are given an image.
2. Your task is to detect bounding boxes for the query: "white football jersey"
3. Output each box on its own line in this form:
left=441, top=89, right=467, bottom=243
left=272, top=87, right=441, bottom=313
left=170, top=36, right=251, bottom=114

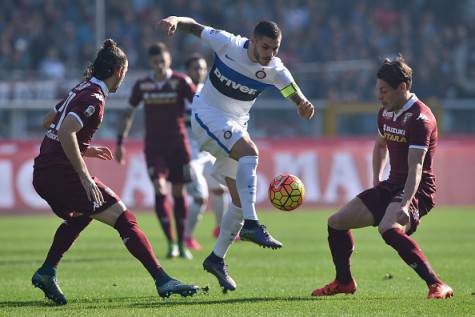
left=195, top=27, right=295, bottom=121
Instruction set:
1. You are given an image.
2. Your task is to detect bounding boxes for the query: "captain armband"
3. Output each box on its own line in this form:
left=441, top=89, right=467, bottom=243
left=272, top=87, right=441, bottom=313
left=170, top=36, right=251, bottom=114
left=280, top=82, right=299, bottom=98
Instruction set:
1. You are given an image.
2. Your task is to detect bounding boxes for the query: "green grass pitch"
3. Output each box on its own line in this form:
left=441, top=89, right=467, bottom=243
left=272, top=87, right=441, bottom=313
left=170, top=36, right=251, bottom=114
left=0, top=207, right=474, bottom=316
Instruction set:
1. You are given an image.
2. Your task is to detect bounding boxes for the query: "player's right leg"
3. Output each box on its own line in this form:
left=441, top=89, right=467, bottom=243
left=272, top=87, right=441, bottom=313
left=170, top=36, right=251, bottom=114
left=31, top=168, right=93, bottom=305
left=312, top=197, right=374, bottom=297
left=203, top=156, right=229, bottom=237
left=32, top=215, right=92, bottom=305
left=94, top=201, right=199, bottom=298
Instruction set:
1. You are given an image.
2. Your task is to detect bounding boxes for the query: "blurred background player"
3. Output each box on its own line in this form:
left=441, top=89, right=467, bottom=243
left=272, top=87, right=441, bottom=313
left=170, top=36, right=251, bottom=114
left=183, top=53, right=231, bottom=250
left=115, top=42, right=195, bottom=259
left=31, top=39, right=199, bottom=305
left=311, top=57, right=453, bottom=299
left=160, top=16, right=315, bottom=292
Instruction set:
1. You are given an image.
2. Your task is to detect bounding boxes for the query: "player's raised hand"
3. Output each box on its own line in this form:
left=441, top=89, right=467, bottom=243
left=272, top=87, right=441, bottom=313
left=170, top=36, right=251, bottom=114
left=115, top=144, right=126, bottom=165
left=159, top=16, right=179, bottom=36
left=79, top=174, right=104, bottom=206
left=85, top=146, right=113, bottom=160
left=297, top=99, right=315, bottom=119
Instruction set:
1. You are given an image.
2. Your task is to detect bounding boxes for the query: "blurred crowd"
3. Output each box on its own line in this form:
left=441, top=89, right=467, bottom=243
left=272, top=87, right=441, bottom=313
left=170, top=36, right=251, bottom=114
left=2, top=0, right=475, bottom=100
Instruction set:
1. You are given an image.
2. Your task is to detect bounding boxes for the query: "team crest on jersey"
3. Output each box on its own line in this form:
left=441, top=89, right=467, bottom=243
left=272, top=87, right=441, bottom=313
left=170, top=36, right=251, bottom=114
left=255, top=70, right=267, bottom=79
left=402, top=112, right=413, bottom=125
left=91, top=93, right=104, bottom=102
left=84, top=105, right=96, bottom=117
left=223, top=130, right=232, bottom=139
left=168, top=80, right=178, bottom=90
left=209, top=29, right=222, bottom=35
left=417, top=113, right=428, bottom=121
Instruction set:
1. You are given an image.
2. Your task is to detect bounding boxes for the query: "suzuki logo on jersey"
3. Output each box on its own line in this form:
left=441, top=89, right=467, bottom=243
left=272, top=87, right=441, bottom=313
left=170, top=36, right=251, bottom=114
left=383, top=124, right=406, bottom=136
left=213, top=68, right=258, bottom=95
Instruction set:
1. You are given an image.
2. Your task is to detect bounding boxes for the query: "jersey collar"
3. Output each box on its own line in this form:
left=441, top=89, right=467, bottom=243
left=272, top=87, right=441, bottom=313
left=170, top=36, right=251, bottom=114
left=393, top=94, right=418, bottom=121
left=90, top=77, right=109, bottom=96
left=150, top=68, right=173, bottom=82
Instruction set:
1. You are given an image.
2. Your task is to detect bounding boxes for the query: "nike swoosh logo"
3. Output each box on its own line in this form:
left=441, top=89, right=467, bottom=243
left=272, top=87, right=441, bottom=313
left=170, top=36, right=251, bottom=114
left=224, top=54, right=235, bottom=61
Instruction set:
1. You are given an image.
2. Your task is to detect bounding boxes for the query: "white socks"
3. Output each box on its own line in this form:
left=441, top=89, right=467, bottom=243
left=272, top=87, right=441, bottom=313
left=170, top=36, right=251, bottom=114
left=210, top=191, right=229, bottom=228
left=184, top=199, right=206, bottom=239
left=235, top=156, right=259, bottom=220
left=213, top=203, right=243, bottom=258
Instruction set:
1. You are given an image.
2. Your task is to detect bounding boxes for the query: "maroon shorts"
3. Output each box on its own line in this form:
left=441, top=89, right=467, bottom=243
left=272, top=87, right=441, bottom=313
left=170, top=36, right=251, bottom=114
left=144, top=143, right=191, bottom=183
left=33, top=166, right=120, bottom=220
left=357, top=180, right=435, bottom=235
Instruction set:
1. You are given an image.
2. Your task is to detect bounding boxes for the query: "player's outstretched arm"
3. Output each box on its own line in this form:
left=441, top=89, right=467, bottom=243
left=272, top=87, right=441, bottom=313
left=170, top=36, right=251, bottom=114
left=159, top=16, right=206, bottom=38
left=287, top=88, right=315, bottom=120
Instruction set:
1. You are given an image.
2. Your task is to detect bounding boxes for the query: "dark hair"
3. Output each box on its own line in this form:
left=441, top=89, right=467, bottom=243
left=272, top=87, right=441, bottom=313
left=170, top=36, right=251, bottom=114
left=377, top=56, right=413, bottom=90
left=253, top=21, right=281, bottom=40
left=84, top=39, right=127, bottom=80
left=148, top=42, right=170, bottom=57
left=184, top=53, right=205, bottom=69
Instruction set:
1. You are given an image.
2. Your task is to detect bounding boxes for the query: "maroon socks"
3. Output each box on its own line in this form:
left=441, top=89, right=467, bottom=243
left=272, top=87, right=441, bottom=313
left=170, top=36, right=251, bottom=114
left=114, top=210, right=163, bottom=279
left=328, top=226, right=354, bottom=284
left=154, top=194, right=174, bottom=242
left=382, top=227, right=441, bottom=286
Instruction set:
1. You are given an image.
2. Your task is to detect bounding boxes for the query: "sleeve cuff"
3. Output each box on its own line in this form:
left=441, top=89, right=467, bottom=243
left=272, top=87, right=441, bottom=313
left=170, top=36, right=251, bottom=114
left=67, top=112, right=84, bottom=128
left=409, top=145, right=428, bottom=151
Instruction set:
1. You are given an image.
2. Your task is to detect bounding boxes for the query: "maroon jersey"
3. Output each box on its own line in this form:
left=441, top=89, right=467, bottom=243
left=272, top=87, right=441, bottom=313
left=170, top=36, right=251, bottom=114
left=378, top=95, right=438, bottom=194
left=129, top=70, right=196, bottom=146
left=34, top=78, right=107, bottom=169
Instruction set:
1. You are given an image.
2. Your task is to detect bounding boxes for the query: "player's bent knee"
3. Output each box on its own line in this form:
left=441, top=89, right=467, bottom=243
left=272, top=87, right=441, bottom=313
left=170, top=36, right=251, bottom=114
left=378, top=222, right=402, bottom=235
left=153, top=178, right=168, bottom=196
left=92, top=201, right=127, bottom=227
left=328, top=213, right=345, bottom=230
left=396, top=209, right=410, bottom=226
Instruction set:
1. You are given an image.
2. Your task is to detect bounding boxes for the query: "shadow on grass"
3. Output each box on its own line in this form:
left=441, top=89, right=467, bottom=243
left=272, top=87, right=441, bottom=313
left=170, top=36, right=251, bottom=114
left=0, top=294, right=404, bottom=310
left=130, top=296, right=338, bottom=308
left=0, top=257, right=128, bottom=266
left=0, top=300, right=60, bottom=308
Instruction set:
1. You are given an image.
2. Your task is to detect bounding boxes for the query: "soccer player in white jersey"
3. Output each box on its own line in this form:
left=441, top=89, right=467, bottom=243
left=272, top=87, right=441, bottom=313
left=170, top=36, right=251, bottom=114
left=160, top=16, right=315, bottom=292
left=184, top=54, right=230, bottom=250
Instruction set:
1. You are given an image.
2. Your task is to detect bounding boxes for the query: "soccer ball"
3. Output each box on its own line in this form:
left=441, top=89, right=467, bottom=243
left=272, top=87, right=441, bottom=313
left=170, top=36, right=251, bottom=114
left=268, top=173, right=305, bottom=211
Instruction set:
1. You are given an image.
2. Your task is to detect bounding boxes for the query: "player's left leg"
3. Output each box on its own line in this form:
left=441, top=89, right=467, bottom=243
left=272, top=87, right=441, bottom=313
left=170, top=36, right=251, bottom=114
left=95, top=202, right=199, bottom=298
left=229, top=136, right=282, bottom=249
left=379, top=202, right=453, bottom=299
left=151, top=173, right=177, bottom=258
left=32, top=215, right=92, bottom=305
left=209, top=187, right=229, bottom=237
left=184, top=158, right=208, bottom=250
left=171, top=183, right=192, bottom=259
left=203, top=193, right=243, bottom=292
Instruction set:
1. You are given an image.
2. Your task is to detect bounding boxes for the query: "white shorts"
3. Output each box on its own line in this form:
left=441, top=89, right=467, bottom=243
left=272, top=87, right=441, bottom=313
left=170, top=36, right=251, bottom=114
left=191, top=106, right=248, bottom=184
left=187, top=128, right=227, bottom=200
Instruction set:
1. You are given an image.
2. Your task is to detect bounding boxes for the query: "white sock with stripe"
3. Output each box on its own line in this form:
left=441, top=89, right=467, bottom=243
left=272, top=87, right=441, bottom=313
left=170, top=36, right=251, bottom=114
left=235, top=155, right=259, bottom=220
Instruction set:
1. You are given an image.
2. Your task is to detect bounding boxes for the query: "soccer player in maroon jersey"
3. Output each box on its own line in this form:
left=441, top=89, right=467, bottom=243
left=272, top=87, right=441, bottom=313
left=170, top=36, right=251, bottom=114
left=115, top=42, right=195, bottom=259
left=32, top=39, right=199, bottom=305
left=312, top=57, right=453, bottom=299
